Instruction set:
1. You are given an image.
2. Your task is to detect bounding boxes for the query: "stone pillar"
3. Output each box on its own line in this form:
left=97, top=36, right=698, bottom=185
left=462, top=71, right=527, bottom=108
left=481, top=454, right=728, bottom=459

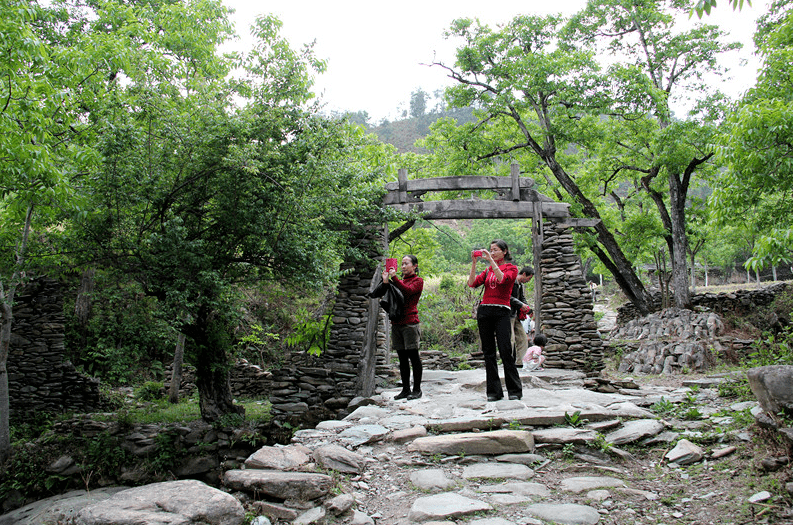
left=538, top=223, right=605, bottom=375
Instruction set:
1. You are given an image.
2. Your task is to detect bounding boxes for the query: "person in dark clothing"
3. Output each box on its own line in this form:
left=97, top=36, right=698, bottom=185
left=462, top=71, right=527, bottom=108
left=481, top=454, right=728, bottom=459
left=383, top=255, right=424, bottom=400
left=468, top=240, right=522, bottom=401
left=511, top=266, right=534, bottom=366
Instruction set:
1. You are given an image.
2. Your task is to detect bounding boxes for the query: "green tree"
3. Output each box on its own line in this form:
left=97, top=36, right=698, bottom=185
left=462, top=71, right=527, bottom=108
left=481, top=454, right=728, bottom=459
left=711, top=0, right=793, bottom=272
left=74, top=11, right=390, bottom=421
left=410, top=89, right=429, bottom=119
left=0, top=0, right=116, bottom=463
left=565, top=0, right=738, bottom=309
left=426, top=14, right=657, bottom=313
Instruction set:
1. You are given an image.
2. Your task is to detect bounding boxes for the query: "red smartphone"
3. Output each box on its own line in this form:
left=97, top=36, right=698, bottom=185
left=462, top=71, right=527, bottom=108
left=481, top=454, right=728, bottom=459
left=386, top=258, right=398, bottom=272
left=472, top=250, right=483, bottom=258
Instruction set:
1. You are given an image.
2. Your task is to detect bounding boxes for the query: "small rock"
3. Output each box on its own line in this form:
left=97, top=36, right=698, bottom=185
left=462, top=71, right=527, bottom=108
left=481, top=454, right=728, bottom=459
left=748, top=491, right=772, bottom=504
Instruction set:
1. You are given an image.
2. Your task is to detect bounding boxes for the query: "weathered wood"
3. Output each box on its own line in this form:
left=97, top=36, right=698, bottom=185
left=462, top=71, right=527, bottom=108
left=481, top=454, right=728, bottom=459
left=551, top=218, right=601, bottom=228
left=388, top=200, right=570, bottom=220
left=384, top=175, right=537, bottom=192
left=532, top=201, right=544, bottom=331
left=510, top=164, right=520, bottom=201
left=398, top=168, right=408, bottom=204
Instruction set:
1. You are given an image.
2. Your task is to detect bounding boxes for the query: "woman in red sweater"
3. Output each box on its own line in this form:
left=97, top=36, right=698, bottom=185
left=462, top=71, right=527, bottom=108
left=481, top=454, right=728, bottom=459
left=383, top=254, right=424, bottom=400
left=468, top=239, right=522, bottom=401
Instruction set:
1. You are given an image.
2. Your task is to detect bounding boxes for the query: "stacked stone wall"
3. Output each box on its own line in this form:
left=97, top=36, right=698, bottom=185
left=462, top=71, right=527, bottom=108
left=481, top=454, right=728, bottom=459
left=616, top=282, right=788, bottom=325
left=539, top=223, right=605, bottom=375
left=7, top=278, right=100, bottom=418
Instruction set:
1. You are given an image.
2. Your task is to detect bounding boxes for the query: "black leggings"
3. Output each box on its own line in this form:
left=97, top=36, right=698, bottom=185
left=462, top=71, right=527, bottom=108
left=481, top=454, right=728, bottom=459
left=397, top=348, right=422, bottom=393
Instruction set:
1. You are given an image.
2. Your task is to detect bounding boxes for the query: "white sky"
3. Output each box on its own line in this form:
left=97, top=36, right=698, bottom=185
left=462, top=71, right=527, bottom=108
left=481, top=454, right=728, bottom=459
left=222, top=0, right=770, bottom=123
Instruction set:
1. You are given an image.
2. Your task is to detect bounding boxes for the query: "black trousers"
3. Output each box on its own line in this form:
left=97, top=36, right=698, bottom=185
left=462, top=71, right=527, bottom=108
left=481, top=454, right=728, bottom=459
left=477, top=305, right=522, bottom=398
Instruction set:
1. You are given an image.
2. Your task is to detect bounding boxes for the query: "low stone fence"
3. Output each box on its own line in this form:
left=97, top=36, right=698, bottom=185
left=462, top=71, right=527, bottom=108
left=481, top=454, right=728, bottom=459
left=616, top=282, right=789, bottom=325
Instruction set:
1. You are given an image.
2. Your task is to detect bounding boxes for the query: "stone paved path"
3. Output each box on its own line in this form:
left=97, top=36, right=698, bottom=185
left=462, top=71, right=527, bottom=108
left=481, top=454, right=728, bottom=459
left=279, top=366, right=745, bottom=525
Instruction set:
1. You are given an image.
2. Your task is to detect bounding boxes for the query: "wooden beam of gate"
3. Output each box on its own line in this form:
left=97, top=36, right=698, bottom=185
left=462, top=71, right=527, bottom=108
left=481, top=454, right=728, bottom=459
left=384, top=175, right=538, bottom=205
left=388, top=200, right=570, bottom=220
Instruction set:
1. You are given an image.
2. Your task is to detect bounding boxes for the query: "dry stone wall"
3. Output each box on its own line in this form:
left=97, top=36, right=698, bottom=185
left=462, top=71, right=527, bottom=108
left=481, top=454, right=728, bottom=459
left=616, top=282, right=788, bottom=324
left=7, top=278, right=100, bottom=418
left=538, top=223, right=605, bottom=375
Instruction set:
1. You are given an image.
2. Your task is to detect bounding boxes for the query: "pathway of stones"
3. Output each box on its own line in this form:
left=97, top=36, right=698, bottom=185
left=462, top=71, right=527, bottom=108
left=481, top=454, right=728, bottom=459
left=5, top=365, right=791, bottom=525
left=241, top=367, right=790, bottom=525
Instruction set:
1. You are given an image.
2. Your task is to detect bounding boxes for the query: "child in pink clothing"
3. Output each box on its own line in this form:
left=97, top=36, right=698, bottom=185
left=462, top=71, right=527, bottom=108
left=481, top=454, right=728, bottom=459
left=523, top=333, right=547, bottom=371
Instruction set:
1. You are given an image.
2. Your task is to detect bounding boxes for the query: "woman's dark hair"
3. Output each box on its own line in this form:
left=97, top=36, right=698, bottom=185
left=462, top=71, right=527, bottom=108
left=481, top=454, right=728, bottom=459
left=490, top=239, right=512, bottom=261
left=405, top=254, right=419, bottom=275
left=533, top=333, right=547, bottom=346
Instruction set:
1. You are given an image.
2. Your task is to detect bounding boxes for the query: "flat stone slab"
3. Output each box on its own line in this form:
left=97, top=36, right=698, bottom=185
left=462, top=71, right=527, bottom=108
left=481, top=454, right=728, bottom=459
left=480, top=481, right=551, bottom=497
left=605, top=419, right=665, bottom=445
left=409, top=469, right=458, bottom=492
left=245, top=445, right=310, bottom=470
left=407, top=430, right=534, bottom=456
left=407, top=493, right=492, bottom=522
left=526, top=503, right=601, bottom=525
left=337, top=424, right=390, bottom=446
left=462, top=462, right=534, bottom=480
left=531, top=428, right=597, bottom=444
left=560, top=476, right=627, bottom=493
left=223, top=470, right=332, bottom=500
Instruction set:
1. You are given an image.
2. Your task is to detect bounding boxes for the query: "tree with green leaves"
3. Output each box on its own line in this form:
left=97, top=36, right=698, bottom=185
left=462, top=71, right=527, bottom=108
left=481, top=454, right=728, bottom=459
left=0, top=0, right=119, bottom=464
left=711, top=0, right=793, bottom=272
left=425, top=13, right=658, bottom=312
left=424, top=0, right=736, bottom=313
left=566, top=0, right=738, bottom=309
left=72, top=9, right=390, bottom=421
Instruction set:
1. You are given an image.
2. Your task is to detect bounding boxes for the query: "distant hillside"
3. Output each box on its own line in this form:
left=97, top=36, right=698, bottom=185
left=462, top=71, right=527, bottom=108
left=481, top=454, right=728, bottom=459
left=369, top=107, right=476, bottom=153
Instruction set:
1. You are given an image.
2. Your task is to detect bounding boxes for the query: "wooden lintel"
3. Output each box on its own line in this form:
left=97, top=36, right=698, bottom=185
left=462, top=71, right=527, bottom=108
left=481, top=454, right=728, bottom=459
left=384, top=175, right=536, bottom=193
left=388, top=200, right=570, bottom=220
left=550, top=218, right=601, bottom=228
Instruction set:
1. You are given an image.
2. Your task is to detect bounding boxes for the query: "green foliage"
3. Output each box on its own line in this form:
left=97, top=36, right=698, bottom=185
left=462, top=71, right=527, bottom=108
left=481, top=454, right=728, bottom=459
left=564, top=410, right=587, bottom=428
left=593, top=432, right=613, bottom=453
left=651, top=397, right=677, bottom=417
left=285, top=308, right=332, bottom=357
left=419, top=275, right=482, bottom=353
left=717, top=378, right=754, bottom=401
left=748, top=328, right=793, bottom=366
left=134, top=382, right=165, bottom=402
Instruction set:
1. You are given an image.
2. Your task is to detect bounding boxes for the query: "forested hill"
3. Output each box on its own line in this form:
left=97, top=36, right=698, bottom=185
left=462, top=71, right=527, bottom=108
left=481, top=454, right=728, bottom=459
left=367, top=106, right=476, bottom=153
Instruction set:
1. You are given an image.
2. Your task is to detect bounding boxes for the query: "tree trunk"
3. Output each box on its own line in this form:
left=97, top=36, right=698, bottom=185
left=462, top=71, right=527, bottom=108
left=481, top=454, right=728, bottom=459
left=184, top=310, right=243, bottom=422
left=74, top=267, right=95, bottom=349
left=0, top=202, right=34, bottom=464
left=669, top=174, right=691, bottom=309
left=544, top=156, right=653, bottom=315
left=0, top=286, right=12, bottom=466
left=690, top=248, right=696, bottom=294
left=168, top=332, right=186, bottom=404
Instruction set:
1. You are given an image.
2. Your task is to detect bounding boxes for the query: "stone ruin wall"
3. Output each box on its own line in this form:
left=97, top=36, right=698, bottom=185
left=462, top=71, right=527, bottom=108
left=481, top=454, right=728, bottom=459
left=6, top=278, right=100, bottom=419
left=610, top=282, right=789, bottom=376
left=538, top=222, right=605, bottom=375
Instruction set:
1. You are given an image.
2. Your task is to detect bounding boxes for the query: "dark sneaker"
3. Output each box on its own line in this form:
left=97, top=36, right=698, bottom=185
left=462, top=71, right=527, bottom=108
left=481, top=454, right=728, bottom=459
left=394, top=390, right=411, bottom=400
left=487, top=394, right=503, bottom=402
left=508, top=394, right=522, bottom=400
left=407, top=390, right=423, bottom=400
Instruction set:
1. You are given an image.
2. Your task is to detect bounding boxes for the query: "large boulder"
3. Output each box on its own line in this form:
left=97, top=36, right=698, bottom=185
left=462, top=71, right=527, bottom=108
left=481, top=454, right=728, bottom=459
left=747, top=365, right=793, bottom=419
left=74, top=479, right=244, bottom=525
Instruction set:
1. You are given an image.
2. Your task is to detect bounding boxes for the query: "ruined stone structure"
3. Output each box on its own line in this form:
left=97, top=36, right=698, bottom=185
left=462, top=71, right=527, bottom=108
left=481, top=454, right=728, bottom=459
left=6, top=278, right=100, bottom=418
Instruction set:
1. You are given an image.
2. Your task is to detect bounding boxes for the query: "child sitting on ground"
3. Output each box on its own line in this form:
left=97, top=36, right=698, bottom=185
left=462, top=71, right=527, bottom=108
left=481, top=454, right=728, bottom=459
left=523, top=333, right=547, bottom=371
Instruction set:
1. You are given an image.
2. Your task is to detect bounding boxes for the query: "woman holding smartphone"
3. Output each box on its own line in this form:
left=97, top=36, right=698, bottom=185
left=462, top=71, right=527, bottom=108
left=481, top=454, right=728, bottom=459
left=383, top=255, right=424, bottom=400
left=468, top=240, right=522, bottom=401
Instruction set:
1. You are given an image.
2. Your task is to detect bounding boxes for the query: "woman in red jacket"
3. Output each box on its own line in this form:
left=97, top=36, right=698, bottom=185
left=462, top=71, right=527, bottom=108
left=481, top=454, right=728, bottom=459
left=468, top=239, right=522, bottom=401
left=383, top=254, right=424, bottom=400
